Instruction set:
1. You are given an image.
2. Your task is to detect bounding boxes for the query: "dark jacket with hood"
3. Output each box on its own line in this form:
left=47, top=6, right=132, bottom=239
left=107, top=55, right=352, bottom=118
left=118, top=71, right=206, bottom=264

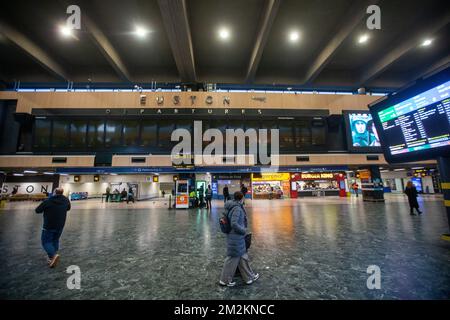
left=35, top=194, right=71, bottom=230
left=224, top=200, right=248, bottom=257
left=404, top=186, right=419, bottom=208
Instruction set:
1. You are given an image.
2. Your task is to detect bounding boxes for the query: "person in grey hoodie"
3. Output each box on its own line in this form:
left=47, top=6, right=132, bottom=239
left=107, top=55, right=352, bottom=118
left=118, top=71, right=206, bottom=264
left=35, top=188, right=71, bottom=268
left=219, top=191, right=259, bottom=287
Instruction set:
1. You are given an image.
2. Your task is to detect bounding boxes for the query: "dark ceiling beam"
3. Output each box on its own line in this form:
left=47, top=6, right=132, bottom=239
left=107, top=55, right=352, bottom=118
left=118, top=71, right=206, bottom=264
left=0, top=20, right=69, bottom=81
left=358, top=12, right=450, bottom=86
left=302, top=0, right=378, bottom=85
left=83, top=15, right=131, bottom=83
left=245, top=0, right=281, bottom=84
left=415, top=54, right=450, bottom=81
left=158, top=0, right=196, bottom=82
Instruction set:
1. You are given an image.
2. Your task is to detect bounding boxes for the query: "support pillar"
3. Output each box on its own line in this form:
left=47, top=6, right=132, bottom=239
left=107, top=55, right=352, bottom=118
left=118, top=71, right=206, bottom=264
left=362, top=165, right=385, bottom=202
left=437, top=157, right=450, bottom=240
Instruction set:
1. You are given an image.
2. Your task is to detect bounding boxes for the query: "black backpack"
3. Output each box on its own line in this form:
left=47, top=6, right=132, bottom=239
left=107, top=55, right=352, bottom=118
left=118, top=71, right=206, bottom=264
left=219, top=210, right=232, bottom=234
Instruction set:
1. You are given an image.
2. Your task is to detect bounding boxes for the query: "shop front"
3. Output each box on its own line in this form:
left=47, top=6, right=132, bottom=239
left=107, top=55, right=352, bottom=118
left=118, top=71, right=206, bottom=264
left=290, top=172, right=346, bottom=197
left=211, top=173, right=251, bottom=199
left=59, top=174, right=170, bottom=201
left=251, top=173, right=290, bottom=199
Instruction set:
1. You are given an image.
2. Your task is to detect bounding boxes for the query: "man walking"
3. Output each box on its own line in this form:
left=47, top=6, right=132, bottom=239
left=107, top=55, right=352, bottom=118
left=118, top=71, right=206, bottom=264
left=223, top=185, right=230, bottom=204
left=105, top=185, right=111, bottom=202
left=205, top=184, right=213, bottom=210
left=35, top=188, right=71, bottom=268
left=240, top=184, right=248, bottom=205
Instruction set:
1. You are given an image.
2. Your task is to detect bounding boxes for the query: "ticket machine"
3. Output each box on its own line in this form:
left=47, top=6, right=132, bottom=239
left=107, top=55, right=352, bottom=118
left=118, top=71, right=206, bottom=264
left=175, top=179, right=189, bottom=209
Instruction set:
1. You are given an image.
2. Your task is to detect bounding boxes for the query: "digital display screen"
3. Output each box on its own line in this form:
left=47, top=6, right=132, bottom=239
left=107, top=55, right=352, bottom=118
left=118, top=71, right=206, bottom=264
left=348, top=113, right=381, bottom=147
left=369, top=68, right=450, bottom=163
left=343, top=111, right=382, bottom=152
left=377, top=80, right=450, bottom=157
left=411, top=178, right=423, bottom=193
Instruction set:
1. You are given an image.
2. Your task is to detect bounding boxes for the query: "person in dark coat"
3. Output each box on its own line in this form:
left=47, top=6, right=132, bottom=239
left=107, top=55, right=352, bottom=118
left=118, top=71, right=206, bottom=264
left=105, top=185, right=111, bottom=202
left=219, top=191, right=259, bottom=287
left=35, top=188, right=71, bottom=268
left=198, top=185, right=205, bottom=208
left=240, top=184, right=248, bottom=204
left=405, top=181, right=422, bottom=215
left=121, top=188, right=127, bottom=201
left=205, top=185, right=213, bottom=210
left=223, top=185, right=230, bottom=204
left=127, top=186, right=135, bottom=204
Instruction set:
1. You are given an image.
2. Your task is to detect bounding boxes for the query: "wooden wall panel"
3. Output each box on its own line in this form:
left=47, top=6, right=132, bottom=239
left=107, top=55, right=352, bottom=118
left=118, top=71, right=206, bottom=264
left=0, top=154, right=434, bottom=168
left=0, top=91, right=380, bottom=114
left=0, top=156, right=95, bottom=168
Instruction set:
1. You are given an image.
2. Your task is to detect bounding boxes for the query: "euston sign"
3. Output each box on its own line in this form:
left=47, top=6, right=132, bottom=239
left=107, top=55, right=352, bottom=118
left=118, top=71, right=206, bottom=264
left=1, top=183, right=53, bottom=195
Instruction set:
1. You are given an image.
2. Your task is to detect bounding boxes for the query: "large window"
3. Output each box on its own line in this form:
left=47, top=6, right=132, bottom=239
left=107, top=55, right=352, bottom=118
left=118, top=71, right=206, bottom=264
left=87, top=120, right=105, bottom=148
left=34, top=119, right=51, bottom=149
left=123, top=120, right=140, bottom=146
left=52, top=120, right=70, bottom=149
left=30, top=115, right=333, bottom=153
left=141, top=120, right=157, bottom=147
left=70, top=120, right=87, bottom=148
left=260, top=121, right=277, bottom=153
left=311, top=120, right=326, bottom=146
left=295, top=121, right=311, bottom=148
left=105, top=120, right=123, bottom=147
left=278, top=121, right=295, bottom=151
left=157, top=121, right=175, bottom=151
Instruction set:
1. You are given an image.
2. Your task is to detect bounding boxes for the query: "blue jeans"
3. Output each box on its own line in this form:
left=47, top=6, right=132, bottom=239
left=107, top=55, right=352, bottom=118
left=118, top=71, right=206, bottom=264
left=41, top=229, right=63, bottom=259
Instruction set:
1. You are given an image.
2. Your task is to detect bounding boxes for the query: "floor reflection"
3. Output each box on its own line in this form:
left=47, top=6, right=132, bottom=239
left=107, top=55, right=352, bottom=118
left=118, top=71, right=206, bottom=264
left=0, top=195, right=449, bottom=299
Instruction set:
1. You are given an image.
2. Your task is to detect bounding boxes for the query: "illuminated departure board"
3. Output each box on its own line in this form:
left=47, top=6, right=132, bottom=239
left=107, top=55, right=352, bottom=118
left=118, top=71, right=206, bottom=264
left=377, top=80, right=450, bottom=157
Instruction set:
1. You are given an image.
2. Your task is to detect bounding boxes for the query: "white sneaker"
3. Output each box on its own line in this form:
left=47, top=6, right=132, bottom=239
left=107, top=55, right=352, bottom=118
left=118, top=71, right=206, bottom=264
left=219, top=280, right=236, bottom=287
left=246, top=273, right=260, bottom=285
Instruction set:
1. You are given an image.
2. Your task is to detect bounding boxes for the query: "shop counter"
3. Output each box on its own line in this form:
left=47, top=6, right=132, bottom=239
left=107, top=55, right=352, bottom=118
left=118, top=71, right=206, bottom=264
left=297, top=190, right=340, bottom=197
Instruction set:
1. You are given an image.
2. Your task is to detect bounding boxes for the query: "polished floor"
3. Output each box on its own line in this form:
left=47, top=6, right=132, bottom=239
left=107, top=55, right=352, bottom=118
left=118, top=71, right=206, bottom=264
left=0, top=194, right=449, bottom=300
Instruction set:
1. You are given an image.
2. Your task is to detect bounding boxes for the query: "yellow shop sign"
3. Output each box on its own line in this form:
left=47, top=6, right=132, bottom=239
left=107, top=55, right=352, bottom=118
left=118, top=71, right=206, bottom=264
left=251, top=173, right=291, bottom=181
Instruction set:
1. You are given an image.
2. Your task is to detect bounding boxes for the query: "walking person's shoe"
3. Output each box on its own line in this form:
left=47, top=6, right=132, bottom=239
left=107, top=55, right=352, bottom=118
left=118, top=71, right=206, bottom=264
left=245, top=273, right=260, bottom=285
left=49, top=254, right=60, bottom=268
left=418, top=210, right=423, bottom=215
left=219, top=280, right=236, bottom=287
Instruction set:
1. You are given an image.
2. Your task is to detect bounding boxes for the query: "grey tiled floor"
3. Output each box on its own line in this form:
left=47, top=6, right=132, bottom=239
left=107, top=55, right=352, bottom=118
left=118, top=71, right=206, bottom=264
left=0, top=196, right=449, bottom=299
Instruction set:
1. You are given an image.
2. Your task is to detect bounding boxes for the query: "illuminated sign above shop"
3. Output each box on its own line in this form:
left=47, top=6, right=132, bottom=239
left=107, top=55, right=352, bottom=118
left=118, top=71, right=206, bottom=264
left=299, top=173, right=335, bottom=180
left=251, top=173, right=291, bottom=181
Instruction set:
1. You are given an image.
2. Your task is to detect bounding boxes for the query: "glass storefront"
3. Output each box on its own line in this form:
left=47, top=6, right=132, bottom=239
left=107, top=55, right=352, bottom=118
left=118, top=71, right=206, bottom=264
left=251, top=173, right=291, bottom=199
left=291, top=172, right=344, bottom=197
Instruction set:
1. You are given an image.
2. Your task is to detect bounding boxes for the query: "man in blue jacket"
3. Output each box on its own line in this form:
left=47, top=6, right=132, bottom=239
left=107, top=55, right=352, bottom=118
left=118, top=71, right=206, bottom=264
left=35, top=187, right=71, bottom=268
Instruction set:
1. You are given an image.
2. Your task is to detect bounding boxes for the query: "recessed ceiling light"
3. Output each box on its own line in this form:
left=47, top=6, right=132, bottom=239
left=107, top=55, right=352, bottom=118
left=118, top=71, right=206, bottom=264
left=23, top=170, right=38, bottom=174
left=59, top=25, right=72, bottom=37
left=218, top=28, right=230, bottom=40
left=289, top=31, right=300, bottom=42
left=421, top=39, right=432, bottom=47
left=135, top=26, right=148, bottom=38
left=358, top=34, right=369, bottom=44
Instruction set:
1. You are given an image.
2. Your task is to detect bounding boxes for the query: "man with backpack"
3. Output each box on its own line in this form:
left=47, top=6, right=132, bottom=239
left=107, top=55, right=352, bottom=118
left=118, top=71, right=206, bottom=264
left=219, top=191, right=259, bottom=287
